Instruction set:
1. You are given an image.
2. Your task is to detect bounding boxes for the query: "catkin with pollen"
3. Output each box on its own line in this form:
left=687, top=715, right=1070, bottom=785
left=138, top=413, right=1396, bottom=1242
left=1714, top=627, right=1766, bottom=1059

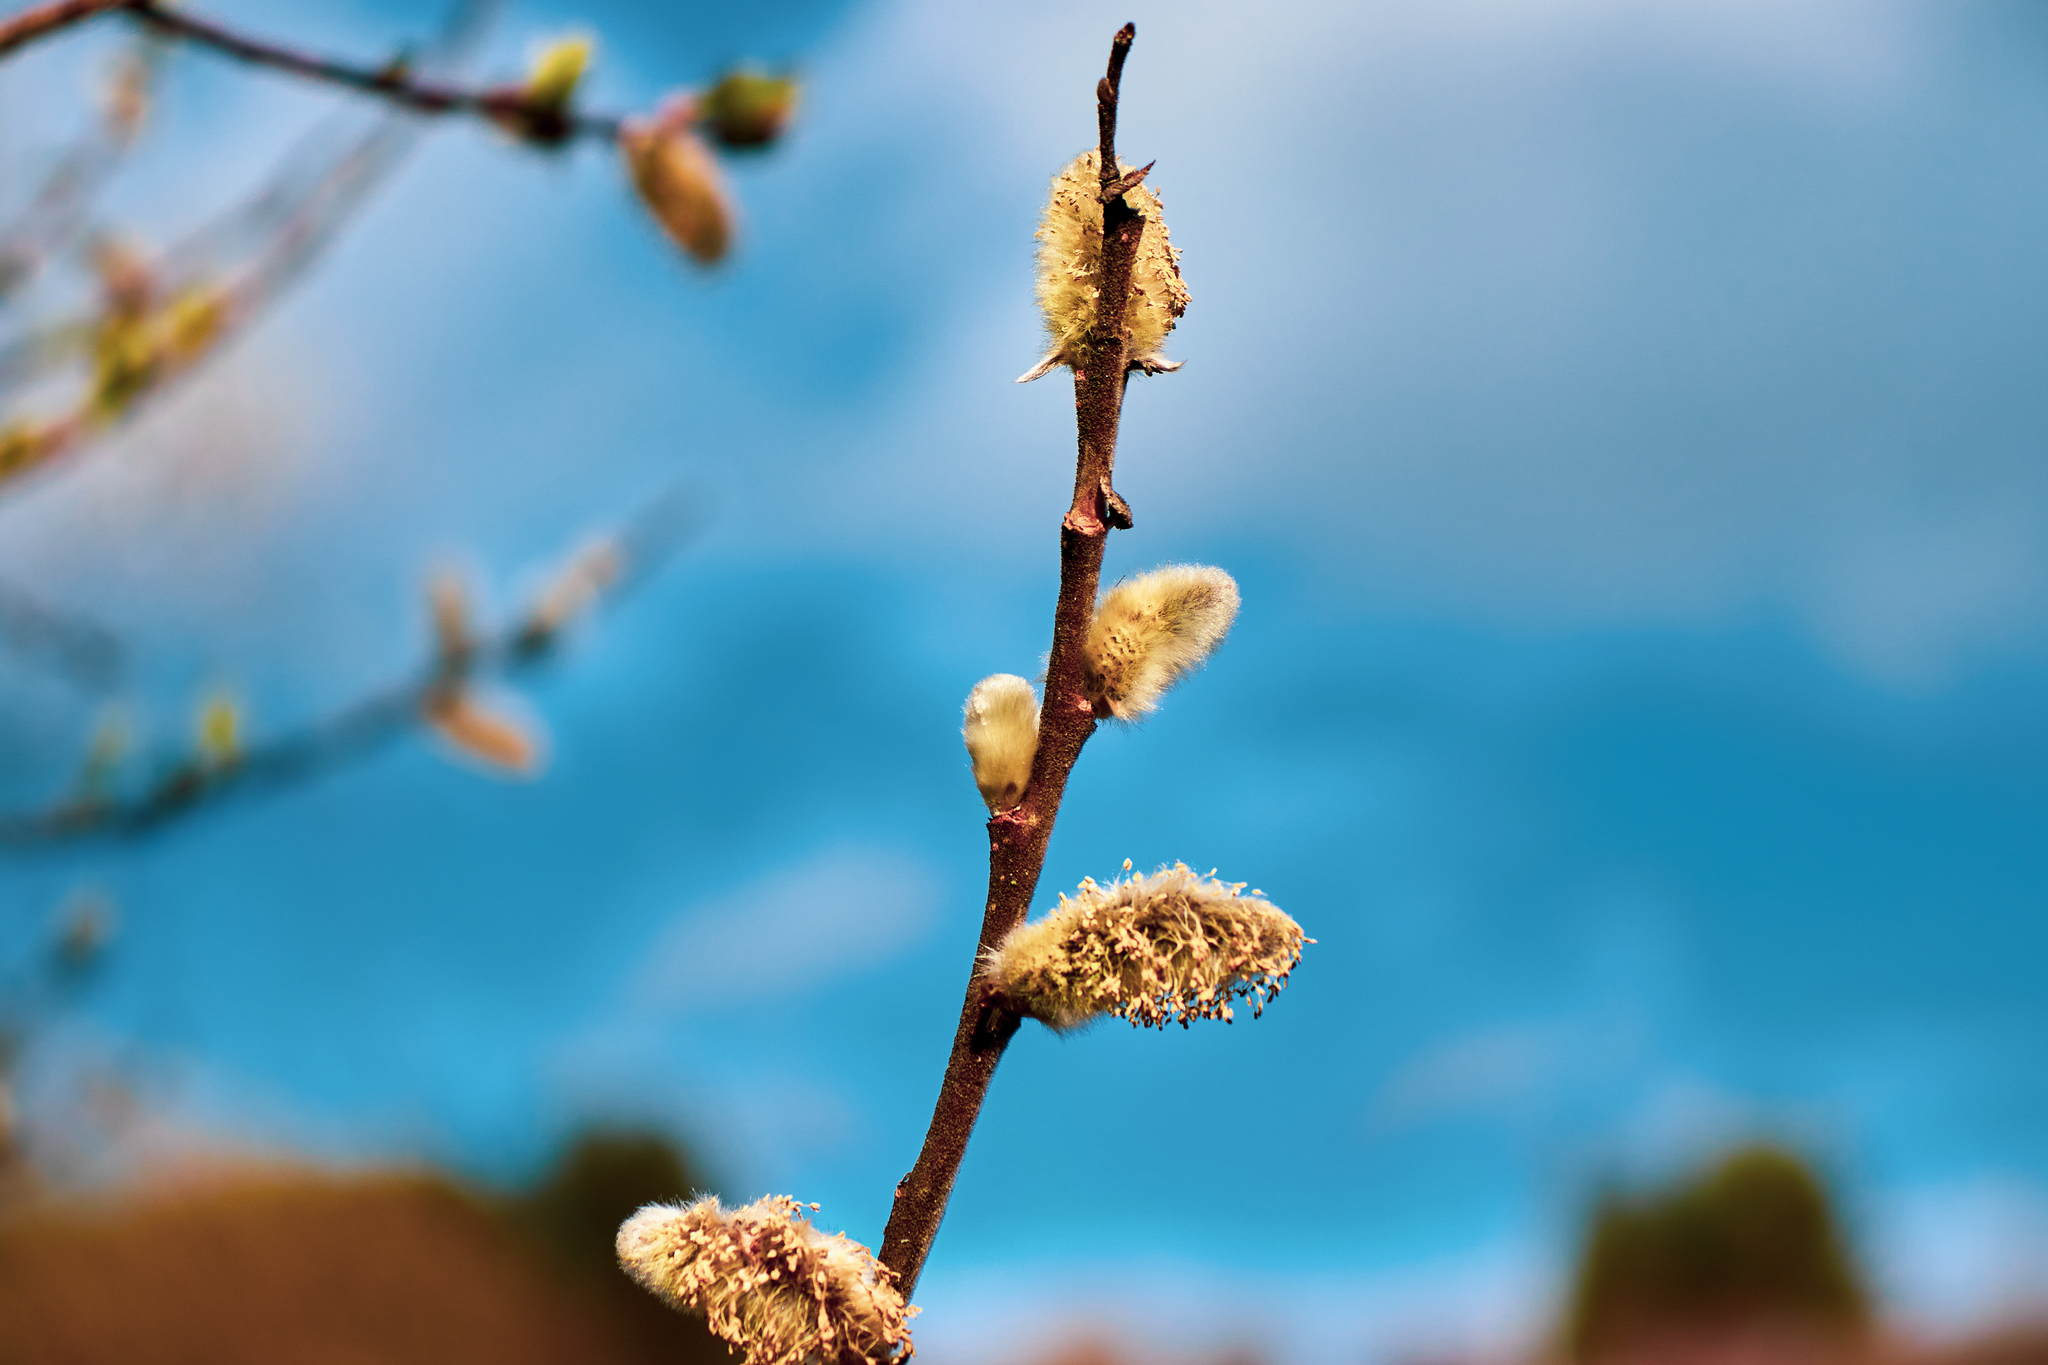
left=1083, top=564, right=1239, bottom=720
left=617, top=1195, right=914, bottom=1365
left=1023, top=150, right=1189, bottom=380
left=982, top=862, right=1306, bottom=1031
left=962, top=674, right=1039, bottom=812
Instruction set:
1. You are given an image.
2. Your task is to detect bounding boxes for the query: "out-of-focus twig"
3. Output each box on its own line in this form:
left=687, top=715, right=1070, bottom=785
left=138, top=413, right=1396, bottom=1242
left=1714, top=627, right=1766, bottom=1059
left=0, top=0, right=628, bottom=141
left=0, top=0, right=499, bottom=493
left=0, top=35, right=160, bottom=305
left=0, top=485, right=700, bottom=846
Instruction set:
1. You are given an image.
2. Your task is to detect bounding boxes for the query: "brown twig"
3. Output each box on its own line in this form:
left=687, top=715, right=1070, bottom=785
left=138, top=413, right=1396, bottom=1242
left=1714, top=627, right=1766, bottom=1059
left=877, top=21, right=1144, bottom=1301
left=0, top=0, right=117, bottom=58
left=0, top=0, right=626, bottom=142
left=0, top=486, right=697, bottom=847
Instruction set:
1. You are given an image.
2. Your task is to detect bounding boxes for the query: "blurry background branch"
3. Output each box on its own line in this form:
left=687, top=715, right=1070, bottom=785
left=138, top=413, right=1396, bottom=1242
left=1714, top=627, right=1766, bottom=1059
left=0, top=0, right=619, bottom=142
left=0, top=0, right=797, bottom=495
left=0, top=31, right=156, bottom=302
left=0, top=486, right=700, bottom=846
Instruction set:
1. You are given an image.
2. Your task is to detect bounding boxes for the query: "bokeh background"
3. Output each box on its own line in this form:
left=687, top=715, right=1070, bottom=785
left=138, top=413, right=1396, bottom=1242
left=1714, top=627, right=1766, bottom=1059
left=2, top=0, right=2046, bottom=1360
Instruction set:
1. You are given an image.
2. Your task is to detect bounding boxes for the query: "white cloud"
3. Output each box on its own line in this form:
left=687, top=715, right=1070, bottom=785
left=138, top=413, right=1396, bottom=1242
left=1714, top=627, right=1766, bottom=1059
left=630, top=844, right=940, bottom=1013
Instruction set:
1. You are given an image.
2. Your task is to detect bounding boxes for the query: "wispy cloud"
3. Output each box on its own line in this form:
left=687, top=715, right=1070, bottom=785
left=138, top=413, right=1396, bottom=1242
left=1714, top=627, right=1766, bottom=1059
left=629, top=843, right=940, bottom=1014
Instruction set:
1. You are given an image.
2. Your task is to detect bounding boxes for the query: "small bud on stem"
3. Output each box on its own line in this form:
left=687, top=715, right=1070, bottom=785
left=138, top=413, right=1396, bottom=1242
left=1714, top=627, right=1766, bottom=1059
left=962, top=674, right=1040, bottom=812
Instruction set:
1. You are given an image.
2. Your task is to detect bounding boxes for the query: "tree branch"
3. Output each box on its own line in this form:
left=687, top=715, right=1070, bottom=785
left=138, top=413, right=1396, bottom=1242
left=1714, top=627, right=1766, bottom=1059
left=877, top=20, right=1143, bottom=1301
left=0, top=0, right=626, bottom=142
left=0, top=487, right=697, bottom=847
left=0, top=0, right=118, bottom=59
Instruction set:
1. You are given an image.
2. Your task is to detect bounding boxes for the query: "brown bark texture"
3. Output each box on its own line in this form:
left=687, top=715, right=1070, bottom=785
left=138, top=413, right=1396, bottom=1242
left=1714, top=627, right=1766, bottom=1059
left=876, top=21, right=1147, bottom=1302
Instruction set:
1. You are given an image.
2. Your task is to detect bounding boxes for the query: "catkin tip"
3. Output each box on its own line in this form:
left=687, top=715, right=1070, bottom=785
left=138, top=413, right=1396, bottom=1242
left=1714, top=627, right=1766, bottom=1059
left=1031, top=150, right=1189, bottom=376
left=618, top=1195, right=914, bottom=1365
left=1082, top=564, right=1239, bottom=720
left=962, top=674, right=1039, bottom=812
left=981, top=863, right=1305, bottom=1032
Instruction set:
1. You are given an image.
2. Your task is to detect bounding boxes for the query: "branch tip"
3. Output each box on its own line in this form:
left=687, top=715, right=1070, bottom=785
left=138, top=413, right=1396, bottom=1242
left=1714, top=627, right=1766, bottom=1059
left=1098, top=160, right=1154, bottom=204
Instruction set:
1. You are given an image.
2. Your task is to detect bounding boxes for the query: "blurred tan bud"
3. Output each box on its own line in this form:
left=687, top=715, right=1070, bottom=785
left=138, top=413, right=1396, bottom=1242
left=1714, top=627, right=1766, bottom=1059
left=1021, top=149, right=1189, bottom=382
left=617, top=1194, right=914, bottom=1365
left=621, top=111, right=732, bottom=265
left=983, top=862, right=1307, bottom=1031
left=102, top=49, right=151, bottom=141
left=424, top=689, right=541, bottom=777
left=963, top=673, right=1039, bottom=813
left=524, top=34, right=594, bottom=110
left=520, top=538, right=622, bottom=646
left=427, top=572, right=473, bottom=671
left=92, top=239, right=154, bottom=319
left=700, top=70, right=799, bottom=149
left=1083, top=564, right=1239, bottom=720
left=196, top=691, right=241, bottom=769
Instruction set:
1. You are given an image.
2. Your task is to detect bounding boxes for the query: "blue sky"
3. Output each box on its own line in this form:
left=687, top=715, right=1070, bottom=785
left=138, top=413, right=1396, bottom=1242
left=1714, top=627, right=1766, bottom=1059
left=3, top=0, right=2048, bottom=1360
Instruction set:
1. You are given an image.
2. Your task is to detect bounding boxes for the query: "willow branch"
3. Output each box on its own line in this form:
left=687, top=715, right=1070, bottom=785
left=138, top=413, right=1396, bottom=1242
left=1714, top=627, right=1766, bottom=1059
left=877, top=21, right=1142, bottom=1301
left=0, top=0, right=626, bottom=142
left=0, top=487, right=698, bottom=847
left=0, top=0, right=116, bottom=58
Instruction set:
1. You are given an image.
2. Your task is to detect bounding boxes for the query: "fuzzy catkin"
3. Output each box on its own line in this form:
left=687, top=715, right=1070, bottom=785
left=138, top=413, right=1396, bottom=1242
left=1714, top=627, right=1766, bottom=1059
left=618, top=1195, right=914, bottom=1365
left=962, top=674, right=1039, bottom=812
left=982, top=862, right=1306, bottom=1031
left=1031, top=150, right=1189, bottom=373
left=1083, top=565, right=1239, bottom=720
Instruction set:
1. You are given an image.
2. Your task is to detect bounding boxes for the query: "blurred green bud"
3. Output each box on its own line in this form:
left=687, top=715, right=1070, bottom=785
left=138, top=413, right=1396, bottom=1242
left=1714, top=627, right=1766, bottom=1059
left=524, top=34, right=594, bottom=110
left=699, top=70, right=798, bottom=149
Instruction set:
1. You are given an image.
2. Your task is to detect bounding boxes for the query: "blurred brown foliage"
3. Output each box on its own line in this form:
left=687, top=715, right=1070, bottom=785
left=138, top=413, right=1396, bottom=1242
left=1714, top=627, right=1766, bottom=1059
left=0, top=1128, right=732, bottom=1365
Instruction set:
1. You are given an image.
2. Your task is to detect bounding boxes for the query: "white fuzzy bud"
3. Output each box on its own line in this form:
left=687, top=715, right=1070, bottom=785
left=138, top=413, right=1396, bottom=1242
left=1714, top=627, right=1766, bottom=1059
left=962, top=674, right=1039, bottom=812
left=982, top=862, right=1306, bottom=1032
left=1083, top=564, right=1239, bottom=720
left=617, top=1195, right=915, bottom=1365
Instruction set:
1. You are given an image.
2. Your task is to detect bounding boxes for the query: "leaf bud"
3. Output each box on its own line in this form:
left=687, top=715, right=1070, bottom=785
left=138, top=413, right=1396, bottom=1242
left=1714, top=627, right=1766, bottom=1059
left=524, top=34, right=594, bottom=111
left=700, top=70, right=799, bottom=149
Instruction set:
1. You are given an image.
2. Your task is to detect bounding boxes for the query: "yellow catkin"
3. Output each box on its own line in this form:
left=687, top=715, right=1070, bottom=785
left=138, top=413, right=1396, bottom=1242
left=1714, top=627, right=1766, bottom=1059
left=618, top=1195, right=915, bottom=1365
left=962, top=674, right=1039, bottom=812
left=1027, top=150, right=1189, bottom=378
left=983, top=862, right=1307, bottom=1031
left=1083, top=564, right=1239, bottom=721
left=622, top=121, right=732, bottom=265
